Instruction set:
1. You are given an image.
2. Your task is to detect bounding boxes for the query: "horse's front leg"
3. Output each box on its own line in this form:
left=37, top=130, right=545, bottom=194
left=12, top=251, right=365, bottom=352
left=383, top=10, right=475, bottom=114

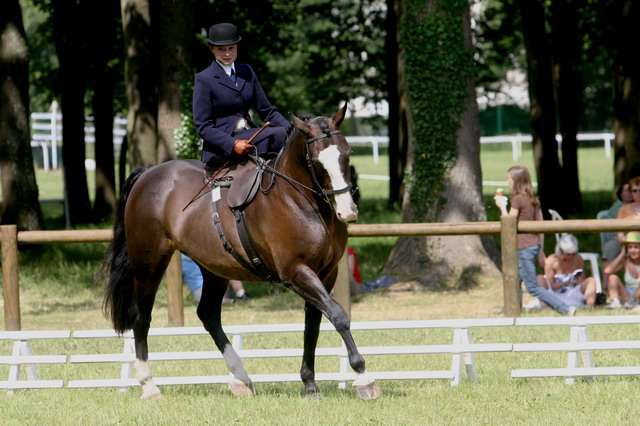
left=301, top=301, right=322, bottom=397
left=197, top=270, right=254, bottom=397
left=291, top=267, right=381, bottom=400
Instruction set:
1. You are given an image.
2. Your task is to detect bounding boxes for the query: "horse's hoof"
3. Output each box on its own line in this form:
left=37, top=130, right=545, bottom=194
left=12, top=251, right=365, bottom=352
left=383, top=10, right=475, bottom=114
left=305, top=390, right=322, bottom=400
left=229, top=378, right=254, bottom=397
left=140, top=386, right=164, bottom=400
left=353, top=382, right=381, bottom=400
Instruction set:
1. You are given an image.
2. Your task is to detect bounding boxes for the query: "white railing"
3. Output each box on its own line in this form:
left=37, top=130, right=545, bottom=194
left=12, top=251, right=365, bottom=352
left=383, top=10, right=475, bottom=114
left=3, top=316, right=640, bottom=392
left=346, top=132, right=615, bottom=163
left=28, top=106, right=614, bottom=170
left=30, top=106, right=126, bottom=171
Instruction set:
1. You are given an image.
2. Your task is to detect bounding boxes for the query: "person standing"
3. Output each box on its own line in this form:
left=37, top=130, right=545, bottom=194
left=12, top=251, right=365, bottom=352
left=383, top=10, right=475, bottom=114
left=494, top=165, right=576, bottom=316
left=192, top=22, right=290, bottom=168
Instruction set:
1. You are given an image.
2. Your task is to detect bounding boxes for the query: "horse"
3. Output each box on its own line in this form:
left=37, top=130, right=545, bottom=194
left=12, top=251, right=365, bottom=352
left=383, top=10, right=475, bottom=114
left=100, top=104, right=381, bottom=400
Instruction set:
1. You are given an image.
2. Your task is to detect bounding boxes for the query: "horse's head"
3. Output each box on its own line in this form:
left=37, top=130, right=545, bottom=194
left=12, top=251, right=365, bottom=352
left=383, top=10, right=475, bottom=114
left=290, top=103, right=358, bottom=223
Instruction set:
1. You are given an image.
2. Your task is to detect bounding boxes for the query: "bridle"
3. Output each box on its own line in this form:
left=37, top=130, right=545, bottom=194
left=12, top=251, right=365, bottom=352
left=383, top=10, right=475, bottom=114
left=253, top=128, right=355, bottom=205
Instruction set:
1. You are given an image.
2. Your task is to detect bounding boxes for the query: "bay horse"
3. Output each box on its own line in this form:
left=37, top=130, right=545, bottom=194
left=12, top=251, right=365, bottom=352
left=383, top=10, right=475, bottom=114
left=100, top=104, right=381, bottom=400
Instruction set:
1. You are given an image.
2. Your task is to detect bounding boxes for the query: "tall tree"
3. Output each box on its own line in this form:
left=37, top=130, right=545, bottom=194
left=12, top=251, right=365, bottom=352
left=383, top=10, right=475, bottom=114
left=515, top=0, right=564, bottom=218
left=51, top=0, right=92, bottom=225
left=0, top=0, right=44, bottom=230
left=383, top=0, right=499, bottom=286
left=91, top=0, right=121, bottom=222
left=121, top=0, right=158, bottom=169
left=612, top=0, right=640, bottom=184
left=551, top=0, right=583, bottom=213
left=387, top=0, right=404, bottom=207
left=156, top=0, right=194, bottom=163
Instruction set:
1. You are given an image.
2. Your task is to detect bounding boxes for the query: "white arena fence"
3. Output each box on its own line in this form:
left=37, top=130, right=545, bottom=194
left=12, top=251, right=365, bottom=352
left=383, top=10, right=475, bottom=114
left=2, top=316, right=640, bottom=394
left=28, top=109, right=614, bottom=170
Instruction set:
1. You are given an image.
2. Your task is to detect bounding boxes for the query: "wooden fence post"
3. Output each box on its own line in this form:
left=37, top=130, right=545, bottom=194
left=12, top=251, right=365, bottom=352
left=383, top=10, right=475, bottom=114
left=1, top=225, right=21, bottom=330
left=500, top=216, right=521, bottom=317
left=333, top=246, right=351, bottom=317
left=166, top=252, right=184, bottom=327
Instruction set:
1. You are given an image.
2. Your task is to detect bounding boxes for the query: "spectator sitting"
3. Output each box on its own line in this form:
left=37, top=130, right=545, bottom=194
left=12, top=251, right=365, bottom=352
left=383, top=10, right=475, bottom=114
left=536, top=234, right=598, bottom=309
left=604, top=231, right=640, bottom=309
left=600, top=182, right=633, bottom=287
left=615, top=176, right=640, bottom=245
left=181, top=254, right=249, bottom=304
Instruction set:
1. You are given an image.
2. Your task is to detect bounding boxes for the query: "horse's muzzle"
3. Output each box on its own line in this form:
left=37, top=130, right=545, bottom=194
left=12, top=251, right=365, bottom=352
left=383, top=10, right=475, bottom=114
left=337, top=206, right=358, bottom=223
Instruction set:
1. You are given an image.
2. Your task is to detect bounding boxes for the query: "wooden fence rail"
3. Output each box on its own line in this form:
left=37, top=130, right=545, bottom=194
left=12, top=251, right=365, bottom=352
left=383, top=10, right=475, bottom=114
left=2, top=219, right=640, bottom=330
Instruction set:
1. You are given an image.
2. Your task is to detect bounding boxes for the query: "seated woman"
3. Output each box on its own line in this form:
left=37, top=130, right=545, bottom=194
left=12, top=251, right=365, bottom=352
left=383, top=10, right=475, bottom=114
left=604, top=231, right=640, bottom=309
left=536, top=234, right=598, bottom=308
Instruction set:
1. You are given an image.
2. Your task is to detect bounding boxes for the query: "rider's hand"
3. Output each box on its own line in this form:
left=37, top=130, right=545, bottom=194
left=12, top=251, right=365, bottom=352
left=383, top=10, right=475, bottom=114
left=233, top=139, right=254, bottom=155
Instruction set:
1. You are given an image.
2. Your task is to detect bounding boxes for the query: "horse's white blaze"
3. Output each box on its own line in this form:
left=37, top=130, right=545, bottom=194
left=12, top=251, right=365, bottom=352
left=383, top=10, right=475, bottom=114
left=352, top=370, right=375, bottom=387
left=317, top=145, right=357, bottom=222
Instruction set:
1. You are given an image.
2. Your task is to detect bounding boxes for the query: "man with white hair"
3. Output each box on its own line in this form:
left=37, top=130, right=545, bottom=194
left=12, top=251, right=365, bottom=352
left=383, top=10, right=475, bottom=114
left=536, top=234, right=598, bottom=308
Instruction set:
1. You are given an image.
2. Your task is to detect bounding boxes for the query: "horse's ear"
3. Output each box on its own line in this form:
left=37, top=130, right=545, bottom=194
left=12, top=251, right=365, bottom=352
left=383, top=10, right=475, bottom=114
left=332, top=102, right=348, bottom=128
left=290, top=112, right=312, bottom=136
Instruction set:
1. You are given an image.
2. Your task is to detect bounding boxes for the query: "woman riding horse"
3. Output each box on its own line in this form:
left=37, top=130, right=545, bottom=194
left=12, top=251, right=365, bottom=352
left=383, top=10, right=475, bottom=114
left=100, top=104, right=380, bottom=400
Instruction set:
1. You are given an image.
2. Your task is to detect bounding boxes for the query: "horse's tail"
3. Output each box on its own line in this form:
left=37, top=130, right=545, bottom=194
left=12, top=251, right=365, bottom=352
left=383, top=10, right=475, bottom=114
left=100, top=167, right=148, bottom=334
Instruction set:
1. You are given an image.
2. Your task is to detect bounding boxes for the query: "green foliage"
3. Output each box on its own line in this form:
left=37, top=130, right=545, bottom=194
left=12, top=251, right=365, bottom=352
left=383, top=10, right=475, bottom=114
left=174, top=112, right=202, bottom=160
left=401, top=0, right=474, bottom=215
left=174, top=79, right=201, bottom=160
left=475, top=0, right=615, bottom=131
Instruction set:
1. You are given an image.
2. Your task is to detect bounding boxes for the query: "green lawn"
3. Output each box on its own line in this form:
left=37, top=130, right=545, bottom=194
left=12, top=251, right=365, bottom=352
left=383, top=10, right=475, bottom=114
left=1, top=144, right=638, bottom=424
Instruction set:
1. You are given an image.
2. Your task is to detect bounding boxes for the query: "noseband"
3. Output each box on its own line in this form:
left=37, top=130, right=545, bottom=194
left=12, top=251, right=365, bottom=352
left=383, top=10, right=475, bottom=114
left=305, top=130, right=353, bottom=203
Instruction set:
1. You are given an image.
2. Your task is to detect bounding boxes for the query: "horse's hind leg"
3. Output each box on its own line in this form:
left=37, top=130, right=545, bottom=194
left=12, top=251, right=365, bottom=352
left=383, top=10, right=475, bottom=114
left=197, top=268, right=254, bottom=397
left=131, top=278, right=163, bottom=400
left=131, top=261, right=170, bottom=400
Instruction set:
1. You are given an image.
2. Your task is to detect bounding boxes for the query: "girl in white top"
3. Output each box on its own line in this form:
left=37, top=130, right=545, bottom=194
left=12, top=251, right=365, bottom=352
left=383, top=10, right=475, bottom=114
left=604, top=231, right=640, bottom=309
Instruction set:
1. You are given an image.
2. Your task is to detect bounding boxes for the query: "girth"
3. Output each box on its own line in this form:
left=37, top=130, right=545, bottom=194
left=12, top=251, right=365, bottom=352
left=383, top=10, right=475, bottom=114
left=208, top=158, right=282, bottom=290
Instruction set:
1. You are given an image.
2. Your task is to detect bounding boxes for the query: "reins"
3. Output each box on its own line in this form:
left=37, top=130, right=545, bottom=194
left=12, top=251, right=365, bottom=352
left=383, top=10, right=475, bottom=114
left=252, top=129, right=353, bottom=205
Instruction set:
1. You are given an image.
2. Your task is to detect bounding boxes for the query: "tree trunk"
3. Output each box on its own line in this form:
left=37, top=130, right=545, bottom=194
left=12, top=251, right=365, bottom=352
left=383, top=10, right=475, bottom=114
left=122, top=0, right=158, bottom=169
left=383, top=2, right=499, bottom=287
left=612, top=0, right=640, bottom=183
left=156, top=0, right=194, bottom=164
left=52, top=0, right=92, bottom=225
left=516, top=0, right=565, bottom=218
left=91, top=0, right=120, bottom=222
left=387, top=0, right=403, bottom=207
left=0, top=0, right=44, bottom=230
left=551, top=0, right=583, bottom=213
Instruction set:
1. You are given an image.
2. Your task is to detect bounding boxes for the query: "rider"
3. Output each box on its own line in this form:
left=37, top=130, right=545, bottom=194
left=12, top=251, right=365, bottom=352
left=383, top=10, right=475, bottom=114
left=192, top=22, right=290, bottom=168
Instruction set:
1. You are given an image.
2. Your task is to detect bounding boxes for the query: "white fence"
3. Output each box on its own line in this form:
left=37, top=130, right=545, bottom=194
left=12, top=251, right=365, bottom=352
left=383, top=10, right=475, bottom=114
left=3, top=316, right=640, bottom=393
left=30, top=107, right=126, bottom=171
left=29, top=107, right=614, bottom=170
left=346, top=133, right=615, bottom=163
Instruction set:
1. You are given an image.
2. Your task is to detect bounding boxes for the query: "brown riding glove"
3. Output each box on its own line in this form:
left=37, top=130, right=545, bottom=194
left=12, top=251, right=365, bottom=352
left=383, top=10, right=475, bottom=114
left=233, top=139, right=254, bottom=155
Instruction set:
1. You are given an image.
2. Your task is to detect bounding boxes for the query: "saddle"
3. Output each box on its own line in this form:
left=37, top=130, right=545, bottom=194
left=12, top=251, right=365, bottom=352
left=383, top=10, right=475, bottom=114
left=207, top=157, right=281, bottom=288
left=226, top=160, right=264, bottom=210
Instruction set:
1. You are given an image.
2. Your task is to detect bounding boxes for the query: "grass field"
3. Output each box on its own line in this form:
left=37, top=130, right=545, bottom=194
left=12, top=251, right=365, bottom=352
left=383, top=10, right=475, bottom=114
left=1, top=144, right=637, bottom=424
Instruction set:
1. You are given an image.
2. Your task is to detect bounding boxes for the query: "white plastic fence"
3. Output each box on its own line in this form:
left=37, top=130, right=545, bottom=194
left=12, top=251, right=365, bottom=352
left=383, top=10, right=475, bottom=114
left=345, top=132, right=615, bottom=163
left=3, top=316, right=640, bottom=393
left=30, top=107, right=126, bottom=171
left=29, top=107, right=614, bottom=170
